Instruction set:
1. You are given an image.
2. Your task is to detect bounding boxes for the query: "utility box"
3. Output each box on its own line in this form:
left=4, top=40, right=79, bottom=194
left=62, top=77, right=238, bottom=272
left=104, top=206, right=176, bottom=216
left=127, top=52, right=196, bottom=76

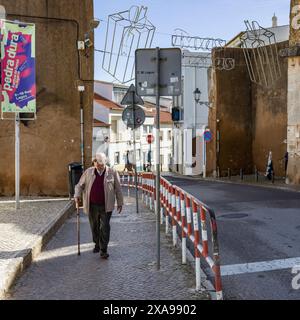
left=68, top=163, right=83, bottom=199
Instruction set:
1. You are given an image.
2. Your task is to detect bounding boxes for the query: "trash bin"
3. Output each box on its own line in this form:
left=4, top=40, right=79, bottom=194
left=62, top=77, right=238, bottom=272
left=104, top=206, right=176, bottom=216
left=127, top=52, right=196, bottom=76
left=68, top=162, right=83, bottom=199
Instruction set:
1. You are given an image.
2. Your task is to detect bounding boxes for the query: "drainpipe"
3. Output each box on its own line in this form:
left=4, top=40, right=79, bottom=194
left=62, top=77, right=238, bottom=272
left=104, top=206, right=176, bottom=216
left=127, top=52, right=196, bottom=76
left=78, top=86, right=85, bottom=169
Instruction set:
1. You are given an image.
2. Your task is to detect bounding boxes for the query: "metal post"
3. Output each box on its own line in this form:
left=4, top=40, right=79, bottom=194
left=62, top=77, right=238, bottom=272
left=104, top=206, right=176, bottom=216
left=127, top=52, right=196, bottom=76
left=255, top=166, right=259, bottom=182
left=155, top=47, right=161, bottom=270
left=79, top=88, right=85, bottom=170
left=15, top=113, right=20, bottom=210
left=149, top=141, right=152, bottom=171
left=132, top=91, right=139, bottom=214
left=203, top=135, right=206, bottom=178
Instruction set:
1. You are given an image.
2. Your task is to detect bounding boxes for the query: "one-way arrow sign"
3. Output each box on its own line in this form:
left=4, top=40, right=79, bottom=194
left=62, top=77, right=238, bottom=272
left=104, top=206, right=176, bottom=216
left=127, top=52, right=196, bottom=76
left=120, top=84, right=144, bottom=106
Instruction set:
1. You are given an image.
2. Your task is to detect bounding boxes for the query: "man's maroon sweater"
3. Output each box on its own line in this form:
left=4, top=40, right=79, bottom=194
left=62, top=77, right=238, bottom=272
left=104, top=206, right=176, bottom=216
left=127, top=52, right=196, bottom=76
left=90, top=168, right=106, bottom=205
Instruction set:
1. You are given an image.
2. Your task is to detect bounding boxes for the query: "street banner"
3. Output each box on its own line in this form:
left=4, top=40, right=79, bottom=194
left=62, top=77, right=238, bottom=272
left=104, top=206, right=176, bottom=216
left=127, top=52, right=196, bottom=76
left=1, top=20, right=36, bottom=113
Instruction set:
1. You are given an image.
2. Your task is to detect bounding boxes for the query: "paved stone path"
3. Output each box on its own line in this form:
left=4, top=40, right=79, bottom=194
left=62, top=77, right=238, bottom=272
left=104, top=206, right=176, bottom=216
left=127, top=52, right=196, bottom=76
left=5, top=196, right=210, bottom=300
left=0, top=198, right=71, bottom=298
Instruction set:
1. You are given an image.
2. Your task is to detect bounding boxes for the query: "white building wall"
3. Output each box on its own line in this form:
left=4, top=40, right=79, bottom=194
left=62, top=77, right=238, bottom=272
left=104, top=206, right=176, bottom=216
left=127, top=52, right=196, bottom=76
left=93, top=101, right=109, bottom=123
left=95, top=112, right=172, bottom=172
left=93, top=82, right=173, bottom=172
left=93, top=127, right=110, bottom=157
left=94, top=81, right=113, bottom=100
left=174, top=51, right=210, bottom=176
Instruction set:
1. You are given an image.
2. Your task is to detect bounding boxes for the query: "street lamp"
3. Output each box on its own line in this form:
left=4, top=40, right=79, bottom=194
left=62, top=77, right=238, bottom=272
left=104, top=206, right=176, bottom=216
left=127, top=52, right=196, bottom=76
left=193, top=87, right=211, bottom=108
left=193, top=88, right=211, bottom=178
left=193, top=88, right=201, bottom=104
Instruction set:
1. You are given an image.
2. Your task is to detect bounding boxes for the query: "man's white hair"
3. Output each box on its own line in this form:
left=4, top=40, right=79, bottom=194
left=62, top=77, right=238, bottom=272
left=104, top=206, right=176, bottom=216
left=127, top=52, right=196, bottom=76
left=96, top=152, right=107, bottom=164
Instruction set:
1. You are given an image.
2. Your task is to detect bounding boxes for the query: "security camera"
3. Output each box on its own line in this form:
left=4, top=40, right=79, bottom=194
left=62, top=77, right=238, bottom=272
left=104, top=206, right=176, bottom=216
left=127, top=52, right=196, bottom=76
left=84, top=38, right=93, bottom=48
left=90, top=19, right=100, bottom=29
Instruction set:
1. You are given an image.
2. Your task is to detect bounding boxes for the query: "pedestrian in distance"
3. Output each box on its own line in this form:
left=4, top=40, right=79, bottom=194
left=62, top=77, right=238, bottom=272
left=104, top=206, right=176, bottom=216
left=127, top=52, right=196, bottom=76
left=284, top=152, right=288, bottom=176
left=265, top=151, right=274, bottom=181
left=74, top=153, right=124, bottom=259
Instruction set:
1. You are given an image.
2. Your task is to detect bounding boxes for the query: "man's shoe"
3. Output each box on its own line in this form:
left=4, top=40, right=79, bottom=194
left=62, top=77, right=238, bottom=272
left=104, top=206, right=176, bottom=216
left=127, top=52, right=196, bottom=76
left=93, top=246, right=100, bottom=253
left=100, top=251, right=109, bottom=259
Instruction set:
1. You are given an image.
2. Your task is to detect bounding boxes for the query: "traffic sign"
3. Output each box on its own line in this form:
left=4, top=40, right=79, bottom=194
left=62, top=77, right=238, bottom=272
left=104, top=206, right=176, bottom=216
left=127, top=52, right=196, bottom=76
left=122, top=105, right=145, bottom=130
left=135, top=48, right=182, bottom=97
left=204, top=130, right=212, bottom=142
left=147, top=134, right=155, bottom=144
left=120, top=84, right=144, bottom=106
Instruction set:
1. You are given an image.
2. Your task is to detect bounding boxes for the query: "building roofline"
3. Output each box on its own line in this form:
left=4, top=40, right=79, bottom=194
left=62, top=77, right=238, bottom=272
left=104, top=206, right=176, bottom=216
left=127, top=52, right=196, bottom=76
left=226, top=24, right=290, bottom=47
left=94, top=80, right=129, bottom=89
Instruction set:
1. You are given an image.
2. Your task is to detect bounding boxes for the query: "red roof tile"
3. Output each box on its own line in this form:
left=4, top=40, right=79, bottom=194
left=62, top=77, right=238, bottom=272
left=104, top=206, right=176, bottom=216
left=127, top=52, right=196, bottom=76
left=94, top=93, right=123, bottom=110
left=93, top=119, right=110, bottom=127
left=93, top=94, right=172, bottom=124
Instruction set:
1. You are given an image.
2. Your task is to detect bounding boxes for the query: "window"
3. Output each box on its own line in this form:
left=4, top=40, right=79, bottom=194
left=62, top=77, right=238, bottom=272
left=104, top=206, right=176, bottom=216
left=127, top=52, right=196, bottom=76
left=114, top=152, right=120, bottom=165
left=135, top=129, right=141, bottom=141
left=110, top=120, right=117, bottom=143
left=143, top=125, right=153, bottom=135
left=160, top=131, right=163, bottom=141
left=192, top=137, right=196, bottom=157
left=111, top=120, right=117, bottom=136
left=168, top=130, right=172, bottom=141
left=160, top=155, right=164, bottom=168
left=168, top=154, right=172, bottom=165
left=136, top=150, right=141, bottom=161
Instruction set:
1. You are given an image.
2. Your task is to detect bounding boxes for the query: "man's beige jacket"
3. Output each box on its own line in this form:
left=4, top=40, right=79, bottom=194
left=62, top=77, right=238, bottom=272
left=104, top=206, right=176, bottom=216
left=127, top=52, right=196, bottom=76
left=74, top=166, right=124, bottom=214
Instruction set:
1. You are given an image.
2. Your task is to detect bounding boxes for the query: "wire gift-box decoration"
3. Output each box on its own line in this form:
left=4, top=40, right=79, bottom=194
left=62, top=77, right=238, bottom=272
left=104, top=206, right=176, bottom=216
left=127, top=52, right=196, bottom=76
left=102, top=6, right=156, bottom=84
left=240, top=20, right=282, bottom=88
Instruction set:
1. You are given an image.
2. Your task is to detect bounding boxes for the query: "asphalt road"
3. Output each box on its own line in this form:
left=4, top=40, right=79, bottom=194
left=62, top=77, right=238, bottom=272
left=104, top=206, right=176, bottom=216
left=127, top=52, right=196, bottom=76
left=164, top=175, right=300, bottom=300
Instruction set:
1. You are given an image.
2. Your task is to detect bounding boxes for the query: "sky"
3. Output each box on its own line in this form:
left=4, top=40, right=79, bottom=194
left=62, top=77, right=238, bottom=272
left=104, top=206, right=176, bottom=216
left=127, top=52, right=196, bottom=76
left=93, top=0, right=291, bottom=82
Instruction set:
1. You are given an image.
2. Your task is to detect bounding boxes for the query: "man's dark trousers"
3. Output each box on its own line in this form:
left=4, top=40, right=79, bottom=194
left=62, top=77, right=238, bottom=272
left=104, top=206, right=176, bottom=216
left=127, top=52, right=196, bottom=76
left=89, top=204, right=112, bottom=253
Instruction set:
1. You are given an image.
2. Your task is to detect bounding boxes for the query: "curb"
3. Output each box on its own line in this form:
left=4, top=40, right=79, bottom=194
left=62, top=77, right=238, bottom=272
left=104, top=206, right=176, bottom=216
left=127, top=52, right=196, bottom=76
left=165, top=173, right=300, bottom=193
left=0, top=201, right=75, bottom=300
left=174, top=235, right=217, bottom=300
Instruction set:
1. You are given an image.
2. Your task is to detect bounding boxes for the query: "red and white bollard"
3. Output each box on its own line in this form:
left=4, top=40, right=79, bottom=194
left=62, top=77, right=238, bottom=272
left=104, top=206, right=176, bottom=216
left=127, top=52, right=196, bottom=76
left=171, top=186, right=177, bottom=247
left=192, top=200, right=201, bottom=291
left=145, top=175, right=149, bottom=207
left=151, top=174, right=155, bottom=211
left=153, top=177, right=156, bottom=215
left=180, top=191, right=187, bottom=264
left=200, top=206, right=208, bottom=258
left=141, top=175, right=144, bottom=203
left=165, top=183, right=170, bottom=234
left=185, top=196, right=192, bottom=238
left=160, top=180, right=164, bottom=224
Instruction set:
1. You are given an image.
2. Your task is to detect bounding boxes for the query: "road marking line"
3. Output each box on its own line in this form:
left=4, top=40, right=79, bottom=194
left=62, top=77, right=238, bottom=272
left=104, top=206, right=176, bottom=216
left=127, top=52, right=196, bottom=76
left=221, top=257, right=300, bottom=276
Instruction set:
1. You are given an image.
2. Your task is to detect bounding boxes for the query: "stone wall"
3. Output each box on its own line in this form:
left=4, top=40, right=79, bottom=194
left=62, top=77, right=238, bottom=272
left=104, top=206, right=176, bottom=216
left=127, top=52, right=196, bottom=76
left=208, top=42, right=288, bottom=177
left=287, top=0, right=300, bottom=184
left=208, top=48, right=253, bottom=176
left=251, top=42, right=288, bottom=177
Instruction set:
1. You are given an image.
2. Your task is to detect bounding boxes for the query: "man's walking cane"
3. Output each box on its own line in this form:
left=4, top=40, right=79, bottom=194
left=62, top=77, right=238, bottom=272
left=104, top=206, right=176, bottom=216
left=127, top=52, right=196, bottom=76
left=76, top=201, right=81, bottom=256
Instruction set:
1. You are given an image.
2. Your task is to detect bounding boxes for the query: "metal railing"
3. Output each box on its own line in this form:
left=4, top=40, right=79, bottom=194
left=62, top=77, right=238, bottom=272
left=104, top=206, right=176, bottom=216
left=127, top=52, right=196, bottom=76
left=120, top=171, right=223, bottom=300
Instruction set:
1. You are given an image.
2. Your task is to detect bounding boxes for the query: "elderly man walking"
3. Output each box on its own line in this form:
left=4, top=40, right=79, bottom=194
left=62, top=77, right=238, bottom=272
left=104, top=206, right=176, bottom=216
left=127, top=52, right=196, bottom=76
left=74, top=153, right=124, bottom=259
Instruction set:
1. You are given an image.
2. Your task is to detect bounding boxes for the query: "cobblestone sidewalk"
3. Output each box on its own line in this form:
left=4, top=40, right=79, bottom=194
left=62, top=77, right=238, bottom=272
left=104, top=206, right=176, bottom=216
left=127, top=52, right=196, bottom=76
left=0, top=198, right=73, bottom=299
left=5, top=196, right=210, bottom=300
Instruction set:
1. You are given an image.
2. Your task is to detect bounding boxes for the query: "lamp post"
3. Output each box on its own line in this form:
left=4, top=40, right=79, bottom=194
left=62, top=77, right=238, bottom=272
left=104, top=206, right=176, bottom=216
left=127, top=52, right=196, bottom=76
left=193, top=88, right=211, bottom=178
left=193, top=88, right=211, bottom=108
